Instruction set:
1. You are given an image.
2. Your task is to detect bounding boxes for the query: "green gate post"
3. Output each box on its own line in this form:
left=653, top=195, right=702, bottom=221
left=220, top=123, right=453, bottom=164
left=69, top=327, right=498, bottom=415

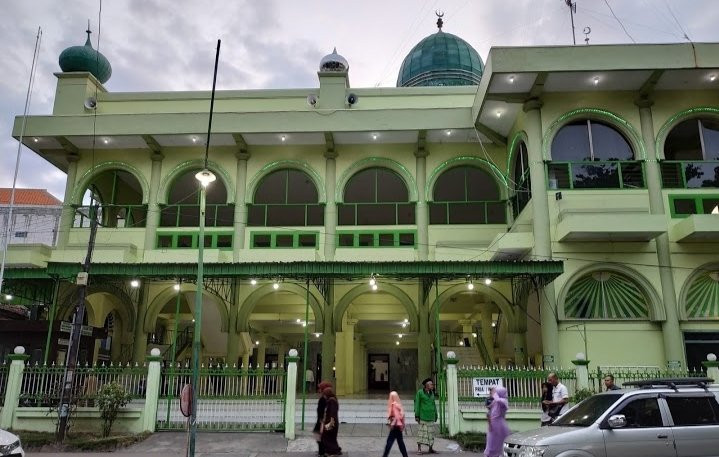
left=0, top=347, right=29, bottom=429
left=285, top=349, right=300, bottom=439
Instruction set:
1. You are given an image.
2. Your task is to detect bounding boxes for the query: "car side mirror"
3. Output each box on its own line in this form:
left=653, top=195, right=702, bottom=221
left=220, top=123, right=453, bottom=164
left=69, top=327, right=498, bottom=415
left=608, top=414, right=627, bottom=429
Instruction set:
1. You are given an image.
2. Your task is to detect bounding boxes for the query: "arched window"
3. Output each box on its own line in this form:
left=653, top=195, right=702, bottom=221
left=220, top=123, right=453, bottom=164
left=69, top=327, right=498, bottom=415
left=76, top=169, right=146, bottom=228
left=548, top=120, right=642, bottom=189
left=429, top=165, right=505, bottom=224
left=662, top=118, right=719, bottom=188
left=247, top=169, right=323, bottom=227
left=338, top=167, right=414, bottom=225
left=512, top=142, right=531, bottom=218
left=565, top=271, right=649, bottom=319
left=685, top=270, right=719, bottom=319
left=160, top=169, right=233, bottom=227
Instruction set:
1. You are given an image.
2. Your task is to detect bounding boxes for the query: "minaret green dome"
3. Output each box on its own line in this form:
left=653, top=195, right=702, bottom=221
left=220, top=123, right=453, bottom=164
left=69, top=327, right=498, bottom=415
left=59, top=29, right=112, bottom=84
left=397, top=16, right=483, bottom=87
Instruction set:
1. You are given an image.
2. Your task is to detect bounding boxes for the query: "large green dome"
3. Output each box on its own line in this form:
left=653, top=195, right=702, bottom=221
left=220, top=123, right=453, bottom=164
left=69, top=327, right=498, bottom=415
left=397, top=25, right=483, bottom=87
left=59, top=30, right=112, bottom=84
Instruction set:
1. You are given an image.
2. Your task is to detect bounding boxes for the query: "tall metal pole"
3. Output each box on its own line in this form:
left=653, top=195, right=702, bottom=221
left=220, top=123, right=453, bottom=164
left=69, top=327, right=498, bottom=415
left=565, top=0, right=577, bottom=45
left=166, top=279, right=182, bottom=425
left=43, top=277, right=60, bottom=365
left=189, top=189, right=206, bottom=456
left=301, top=279, right=310, bottom=430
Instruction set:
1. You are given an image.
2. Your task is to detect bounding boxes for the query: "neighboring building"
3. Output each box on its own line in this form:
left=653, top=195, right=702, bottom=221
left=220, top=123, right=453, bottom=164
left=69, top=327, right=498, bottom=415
left=0, top=188, right=62, bottom=246
left=4, top=21, right=719, bottom=393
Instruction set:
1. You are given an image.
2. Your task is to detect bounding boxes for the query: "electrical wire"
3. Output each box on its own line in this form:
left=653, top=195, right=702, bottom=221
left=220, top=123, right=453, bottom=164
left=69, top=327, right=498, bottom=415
left=602, top=0, right=636, bottom=43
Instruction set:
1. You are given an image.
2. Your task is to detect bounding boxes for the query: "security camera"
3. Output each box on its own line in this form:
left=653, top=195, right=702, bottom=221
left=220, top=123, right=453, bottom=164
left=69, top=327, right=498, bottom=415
left=84, top=97, right=97, bottom=110
left=346, top=93, right=358, bottom=106
left=307, top=94, right=318, bottom=107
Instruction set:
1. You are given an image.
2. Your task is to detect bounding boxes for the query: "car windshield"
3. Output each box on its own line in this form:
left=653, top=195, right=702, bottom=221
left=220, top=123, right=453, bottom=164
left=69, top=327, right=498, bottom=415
left=553, top=394, right=622, bottom=427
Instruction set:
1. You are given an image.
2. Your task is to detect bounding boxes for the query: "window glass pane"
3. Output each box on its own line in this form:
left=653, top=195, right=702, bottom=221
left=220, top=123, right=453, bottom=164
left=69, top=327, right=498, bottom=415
left=665, top=119, right=702, bottom=160
left=205, top=179, right=227, bottom=204
left=287, top=170, right=318, bottom=203
left=399, top=233, right=415, bottom=246
left=204, top=235, right=213, bottom=248
left=673, top=199, right=697, bottom=215
left=157, top=235, right=172, bottom=248
left=615, top=398, right=663, bottom=428
left=547, top=163, right=571, bottom=189
left=344, top=169, right=375, bottom=203
left=178, top=206, right=200, bottom=226
left=620, top=162, right=645, bottom=189
left=113, top=170, right=144, bottom=205
left=298, top=234, right=317, bottom=247
left=338, top=234, right=354, bottom=247
left=337, top=204, right=356, bottom=225
left=552, top=121, right=591, bottom=161
left=685, top=162, right=719, bottom=188
left=306, top=204, right=324, bottom=226
left=216, top=235, right=232, bottom=248
left=397, top=203, right=416, bottom=224
left=660, top=162, right=683, bottom=188
left=572, top=163, right=620, bottom=188
left=276, top=234, right=293, bottom=247
left=358, top=234, right=374, bottom=246
left=702, top=198, right=719, bottom=214
left=466, top=167, right=500, bottom=200
left=267, top=205, right=305, bottom=226
left=486, top=201, right=507, bottom=224
left=168, top=170, right=200, bottom=204
left=177, top=235, right=193, bottom=248
left=429, top=203, right=447, bottom=224
left=433, top=167, right=466, bottom=201
left=448, top=203, right=486, bottom=224
left=215, top=205, right=234, bottom=227
left=252, top=234, right=271, bottom=248
left=378, top=233, right=394, bottom=246
left=513, top=144, right=529, bottom=187
left=701, top=119, right=719, bottom=160
left=666, top=396, right=719, bottom=426
left=357, top=204, right=396, bottom=225
left=247, top=205, right=265, bottom=226
left=590, top=122, right=634, bottom=160
left=254, top=170, right=287, bottom=204
left=376, top=168, right=408, bottom=203
left=160, top=207, right=178, bottom=227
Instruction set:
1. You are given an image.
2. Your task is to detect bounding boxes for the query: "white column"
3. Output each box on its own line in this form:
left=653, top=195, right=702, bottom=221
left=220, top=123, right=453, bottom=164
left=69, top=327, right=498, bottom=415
left=143, top=151, right=164, bottom=251
left=446, top=351, right=460, bottom=436
left=571, top=353, right=590, bottom=391
left=141, top=348, right=163, bottom=432
left=234, top=151, right=251, bottom=258
left=324, top=151, right=338, bottom=261
left=415, top=149, right=429, bottom=260
left=285, top=349, right=300, bottom=439
left=57, top=153, right=80, bottom=248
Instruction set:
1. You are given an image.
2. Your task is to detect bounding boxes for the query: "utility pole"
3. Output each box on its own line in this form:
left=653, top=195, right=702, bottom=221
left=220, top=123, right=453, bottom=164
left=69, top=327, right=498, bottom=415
left=56, top=204, right=99, bottom=442
left=565, top=0, right=577, bottom=45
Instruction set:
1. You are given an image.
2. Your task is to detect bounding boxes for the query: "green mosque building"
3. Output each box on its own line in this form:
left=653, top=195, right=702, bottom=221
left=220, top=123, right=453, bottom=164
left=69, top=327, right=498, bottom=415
left=5, top=19, right=719, bottom=396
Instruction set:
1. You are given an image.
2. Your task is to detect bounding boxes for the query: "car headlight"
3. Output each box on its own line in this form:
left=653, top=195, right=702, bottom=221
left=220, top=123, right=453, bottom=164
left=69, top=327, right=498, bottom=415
left=0, top=439, right=20, bottom=455
left=519, top=445, right=547, bottom=457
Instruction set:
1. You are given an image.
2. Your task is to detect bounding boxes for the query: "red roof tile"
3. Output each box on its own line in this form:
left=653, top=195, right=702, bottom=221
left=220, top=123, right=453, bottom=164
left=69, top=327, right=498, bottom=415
left=0, top=188, right=62, bottom=206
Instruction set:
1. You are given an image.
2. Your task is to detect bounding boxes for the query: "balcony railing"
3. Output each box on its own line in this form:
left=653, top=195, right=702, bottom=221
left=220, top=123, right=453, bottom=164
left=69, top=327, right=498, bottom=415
left=660, top=161, right=719, bottom=188
left=73, top=204, right=147, bottom=228
left=247, top=203, right=324, bottom=227
left=547, top=160, right=645, bottom=190
left=160, top=204, right=234, bottom=227
left=429, top=200, right=507, bottom=224
left=337, top=202, right=415, bottom=226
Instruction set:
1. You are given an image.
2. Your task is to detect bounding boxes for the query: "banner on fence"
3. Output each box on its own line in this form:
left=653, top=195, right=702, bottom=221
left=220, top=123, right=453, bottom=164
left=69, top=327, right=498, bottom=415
left=472, top=377, right=503, bottom=397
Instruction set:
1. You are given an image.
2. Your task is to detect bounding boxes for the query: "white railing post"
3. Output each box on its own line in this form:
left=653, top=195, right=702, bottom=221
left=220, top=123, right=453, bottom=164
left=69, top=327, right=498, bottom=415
left=141, top=348, right=163, bottom=432
left=572, top=352, right=590, bottom=392
left=0, top=346, right=29, bottom=429
left=285, top=349, right=299, bottom=439
left=703, top=353, right=719, bottom=385
left=446, top=351, right=460, bottom=437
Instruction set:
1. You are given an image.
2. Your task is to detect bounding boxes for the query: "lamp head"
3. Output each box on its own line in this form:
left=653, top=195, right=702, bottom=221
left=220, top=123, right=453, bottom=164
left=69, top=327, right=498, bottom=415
left=195, top=169, right=216, bottom=187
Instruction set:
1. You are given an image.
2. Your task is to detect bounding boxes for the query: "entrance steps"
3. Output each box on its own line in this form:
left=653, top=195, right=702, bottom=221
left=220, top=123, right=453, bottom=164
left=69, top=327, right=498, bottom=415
left=295, top=396, right=416, bottom=424
left=444, top=345, right=486, bottom=367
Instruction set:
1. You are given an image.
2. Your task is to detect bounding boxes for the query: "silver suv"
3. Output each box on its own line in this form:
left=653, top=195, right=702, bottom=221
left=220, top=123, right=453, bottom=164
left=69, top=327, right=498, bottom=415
left=503, top=378, right=719, bottom=457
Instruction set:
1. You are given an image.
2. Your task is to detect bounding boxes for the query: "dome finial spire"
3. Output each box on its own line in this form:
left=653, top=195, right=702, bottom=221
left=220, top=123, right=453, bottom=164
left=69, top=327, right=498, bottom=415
left=85, top=20, right=92, bottom=46
left=435, top=10, right=444, bottom=31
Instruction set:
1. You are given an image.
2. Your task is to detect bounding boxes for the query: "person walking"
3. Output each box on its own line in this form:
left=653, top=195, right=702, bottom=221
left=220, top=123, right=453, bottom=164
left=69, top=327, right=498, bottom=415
left=483, top=386, right=510, bottom=457
left=603, top=374, right=621, bottom=391
left=321, top=386, right=342, bottom=456
left=313, top=381, right=332, bottom=457
left=382, top=391, right=409, bottom=457
left=414, top=378, right=438, bottom=454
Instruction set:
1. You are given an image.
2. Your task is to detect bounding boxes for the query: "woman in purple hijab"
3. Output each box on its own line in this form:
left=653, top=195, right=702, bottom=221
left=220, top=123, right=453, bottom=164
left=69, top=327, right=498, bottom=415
left=483, top=386, right=510, bottom=457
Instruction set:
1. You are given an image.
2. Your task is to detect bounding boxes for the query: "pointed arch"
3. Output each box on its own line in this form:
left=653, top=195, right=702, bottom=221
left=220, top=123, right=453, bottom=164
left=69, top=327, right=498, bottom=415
left=334, top=283, right=418, bottom=332
left=237, top=283, right=325, bottom=333
left=336, top=157, right=417, bottom=202
left=72, top=162, right=149, bottom=205
left=144, top=284, right=229, bottom=333
left=429, top=283, right=517, bottom=331
left=246, top=160, right=326, bottom=203
left=158, top=159, right=234, bottom=204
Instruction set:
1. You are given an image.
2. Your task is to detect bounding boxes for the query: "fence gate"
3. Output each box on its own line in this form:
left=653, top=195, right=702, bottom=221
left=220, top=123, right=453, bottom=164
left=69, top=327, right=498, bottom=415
left=156, top=365, right=286, bottom=431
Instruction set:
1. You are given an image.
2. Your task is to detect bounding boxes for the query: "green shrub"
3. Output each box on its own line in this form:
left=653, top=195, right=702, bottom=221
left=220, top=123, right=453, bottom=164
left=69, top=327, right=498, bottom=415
left=572, top=388, right=594, bottom=403
left=453, top=432, right=487, bottom=451
left=95, top=382, right=133, bottom=437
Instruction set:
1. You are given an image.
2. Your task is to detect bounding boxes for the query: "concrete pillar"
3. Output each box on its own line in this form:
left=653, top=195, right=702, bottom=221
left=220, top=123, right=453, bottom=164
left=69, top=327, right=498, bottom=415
left=233, top=151, right=251, bottom=257
left=285, top=349, right=300, bottom=439
left=143, top=152, right=164, bottom=251
left=257, top=335, right=267, bottom=369
left=524, top=99, right=559, bottom=366
left=321, top=280, right=336, bottom=382
left=0, top=347, right=29, bottom=429
left=415, top=149, right=429, bottom=260
left=512, top=331, right=528, bottom=367
left=637, top=100, right=685, bottom=368
left=242, top=351, right=250, bottom=369
left=445, top=352, right=460, bottom=437
left=57, top=153, right=80, bottom=248
left=141, top=348, right=162, bottom=432
left=571, top=353, right=590, bottom=391
left=702, top=354, right=719, bottom=385
left=458, top=319, right=473, bottom=344
left=132, top=284, right=150, bottom=363
left=226, top=279, right=241, bottom=366
left=418, top=286, right=432, bottom=382
left=480, top=308, right=495, bottom=364
left=278, top=343, right=288, bottom=369
left=324, top=151, right=338, bottom=261
left=336, top=318, right=356, bottom=395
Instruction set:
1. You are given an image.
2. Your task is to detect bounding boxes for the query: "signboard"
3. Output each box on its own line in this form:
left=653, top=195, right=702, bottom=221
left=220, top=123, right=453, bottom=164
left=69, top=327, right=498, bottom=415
left=472, top=377, right=503, bottom=397
left=59, top=321, right=93, bottom=336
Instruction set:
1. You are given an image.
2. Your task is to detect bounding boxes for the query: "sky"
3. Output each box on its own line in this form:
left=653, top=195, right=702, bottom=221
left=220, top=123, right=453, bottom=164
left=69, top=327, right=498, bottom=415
left=0, top=0, right=716, bottom=200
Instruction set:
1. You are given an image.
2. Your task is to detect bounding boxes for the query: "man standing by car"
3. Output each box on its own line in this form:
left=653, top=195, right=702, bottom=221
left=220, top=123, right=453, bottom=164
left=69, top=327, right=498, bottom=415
left=603, top=374, right=621, bottom=391
left=543, top=373, right=569, bottom=421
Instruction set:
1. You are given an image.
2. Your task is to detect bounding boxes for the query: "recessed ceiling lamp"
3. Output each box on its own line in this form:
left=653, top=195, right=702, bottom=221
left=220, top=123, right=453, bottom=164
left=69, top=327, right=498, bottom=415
left=192, top=136, right=198, bottom=143
left=398, top=334, right=403, bottom=338
left=130, top=279, right=140, bottom=288
left=593, top=76, right=600, bottom=86
left=255, top=340, right=260, bottom=345
left=401, top=322, right=407, bottom=328
left=472, top=332, right=477, bottom=338
left=273, top=281, right=280, bottom=290
left=372, top=133, right=378, bottom=140
left=369, top=274, right=377, bottom=287
left=103, top=138, right=109, bottom=144
left=396, top=341, right=400, bottom=346
left=371, top=283, right=378, bottom=291
left=459, top=340, right=464, bottom=346
left=467, top=278, right=475, bottom=290
left=403, top=318, right=409, bottom=323
left=445, top=129, right=452, bottom=136
left=484, top=278, right=492, bottom=286
left=280, top=135, right=287, bottom=142
left=296, top=318, right=302, bottom=323
left=495, top=110, right=502, bottom=118
left=709, top=74, right=717, bottom=82
left=315, top=333, right=321, bottom=338
left=250, top=279, right=257, bottom=285
left=33, top=137, right=39, bottom=143
left=173, top=283, right=181, bottom=291
left=508, top=75, right=515, bottom=83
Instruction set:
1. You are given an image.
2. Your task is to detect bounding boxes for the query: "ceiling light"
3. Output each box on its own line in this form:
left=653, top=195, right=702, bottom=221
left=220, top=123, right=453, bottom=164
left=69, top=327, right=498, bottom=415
left=495, top=110, right=502, bottom=118
left=315, top=333, right=321, bottom=338
left=280, top=135, right=286, bottom=142
left=398, top=334, right=403, bottom=338
left=302, top=322, right=307, bottom=327
left=369, top=275, right=376, bottom=287
left=467, top=282, right=474, bottom=290
left=710, top=74, right=717, bottom=82
left=296, top=318, right=301, bottom=323
left=33, top=137, right=39, bottom=143
left=103, top=138, right=109, bottom=144
left=396, top=341, right=400, bottom=346
left=371, top=284, right=378, bottom=291
left=593, top=76, right=600, bottom=85
left=273, top=282, right=280, bottom=290
left=192, top=136, right=198, bottom=143
left=491, top=322, right=496, bottom=328
left=401, top=322, right=407, bottom=328
left=4, top=294, right=12, bottom=301
left=255, top=340, right=260, bottom=345
left=508, top=75, right=515, bottom=83
left=130, top=279, right=140, bottom=288
left=459, top=340, right=464, bottom=346
left=472, top=332, right=477, bottom=338
left=195, top=169, right=216, bottom=187
left=250, top=279, right=257, bottom=285
left=445, top=130, right=452, bottom=136
left=484, top=278, right=492, bottom=286
left=173, top=284, right=181, bottom=291
left=403, top=318, right=409, bottom=323
left=372, top=133, right=378, bottom=140
left=192, top=318, right=195, bottom=322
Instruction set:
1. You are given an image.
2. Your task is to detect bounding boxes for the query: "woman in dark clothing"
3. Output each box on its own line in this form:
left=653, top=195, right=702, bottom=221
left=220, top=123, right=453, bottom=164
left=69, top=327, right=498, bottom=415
left=313, top=381, right=332, bottom=456
left=321, top=387, right=342, bottom=456
left=540, top=382, right=555, bottom=426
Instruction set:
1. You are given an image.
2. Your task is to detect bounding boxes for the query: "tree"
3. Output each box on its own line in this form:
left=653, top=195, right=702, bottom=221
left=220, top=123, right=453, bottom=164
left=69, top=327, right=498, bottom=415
left=95, top=382, right=133, bottom=437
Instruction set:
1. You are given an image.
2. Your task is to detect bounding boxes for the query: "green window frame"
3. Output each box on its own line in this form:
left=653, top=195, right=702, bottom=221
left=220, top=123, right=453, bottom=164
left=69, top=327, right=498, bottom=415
left=248, top=169, right=324, bottom=227
left=668, top=194, right=719, bottom=217
left=338, top=167, right=415, bottom=226
left=76, top=170, right=147, bottom=228
left=250, top=231, right=319, bottom=249
left=156, top=231, right=234, bottom=249
left=565, top=271, right=649, bottom=319
left=335, top=230, right=416, bottom=248
left=429, top=165, right=507, bottom=224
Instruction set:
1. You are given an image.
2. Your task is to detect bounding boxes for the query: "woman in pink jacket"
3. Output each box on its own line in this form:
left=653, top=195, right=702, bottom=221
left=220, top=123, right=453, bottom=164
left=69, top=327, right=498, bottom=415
left=382, top=391, right=409, bottom=457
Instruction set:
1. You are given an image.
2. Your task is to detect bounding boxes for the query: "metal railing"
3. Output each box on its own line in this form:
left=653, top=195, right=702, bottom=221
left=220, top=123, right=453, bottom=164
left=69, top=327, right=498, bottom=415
left=589, top=366, right=707, bottom=392
left=247, top=203, right=324, bottom=227
left=0, top=362, right=7, bottom=406
left=159, top=203, right=234, bottom=227
left=547, top=160, right=645, bottom=190
left=660, top=160, right=719, bottom=188
left=428, top=200, right=508, bottom=224
left=73, top=204, right=147, bottom=228
left=337, top=202, right=415, bottom=225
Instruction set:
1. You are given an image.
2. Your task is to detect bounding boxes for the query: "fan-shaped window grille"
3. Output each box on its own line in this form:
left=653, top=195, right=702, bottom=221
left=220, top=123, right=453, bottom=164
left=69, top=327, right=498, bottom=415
left=565, top=271, right=649, bottom=319
left=686, top=271, right=719, bottom=319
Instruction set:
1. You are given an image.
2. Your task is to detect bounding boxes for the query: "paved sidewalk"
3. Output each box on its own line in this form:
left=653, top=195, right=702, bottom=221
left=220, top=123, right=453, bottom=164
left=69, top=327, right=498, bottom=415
left=27, top=425, right=480, bottom=457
